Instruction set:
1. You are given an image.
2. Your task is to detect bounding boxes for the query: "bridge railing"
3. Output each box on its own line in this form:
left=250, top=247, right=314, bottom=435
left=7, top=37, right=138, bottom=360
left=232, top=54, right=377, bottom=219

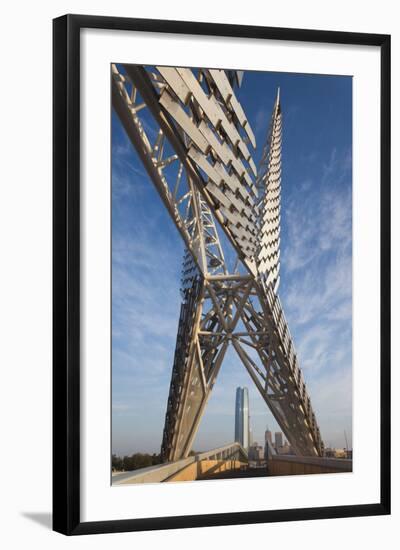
left=267, top=453, right=352, bottom=475
left=112, top=442, right=248, bottom=485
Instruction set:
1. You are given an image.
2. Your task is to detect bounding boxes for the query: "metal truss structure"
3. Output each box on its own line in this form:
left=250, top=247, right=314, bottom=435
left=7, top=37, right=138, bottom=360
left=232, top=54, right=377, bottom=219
left=112, top=63, right=324, bottom=461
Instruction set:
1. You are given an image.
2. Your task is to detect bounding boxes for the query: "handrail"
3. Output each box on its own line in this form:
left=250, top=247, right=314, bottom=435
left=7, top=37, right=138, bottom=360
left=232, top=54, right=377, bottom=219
left=112, top=442, right=248, bottom=485
left=269, top=453, right=352, bottom=472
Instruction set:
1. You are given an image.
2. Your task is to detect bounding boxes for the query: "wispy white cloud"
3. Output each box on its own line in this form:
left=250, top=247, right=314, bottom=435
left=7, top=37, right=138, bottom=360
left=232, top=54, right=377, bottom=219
left=277, top=147, right=352, bottom=446
left=308, top=366, right=352, bottom=449
left=283, top=160, right=351, bottom=274
left=255, top=107, right=268, bottom=135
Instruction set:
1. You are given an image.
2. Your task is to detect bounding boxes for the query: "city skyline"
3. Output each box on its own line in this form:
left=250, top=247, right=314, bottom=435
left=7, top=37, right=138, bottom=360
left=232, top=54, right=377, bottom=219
left=112, top=68, right=352, bottom=456
left=112, top=379, right=351, bottom=457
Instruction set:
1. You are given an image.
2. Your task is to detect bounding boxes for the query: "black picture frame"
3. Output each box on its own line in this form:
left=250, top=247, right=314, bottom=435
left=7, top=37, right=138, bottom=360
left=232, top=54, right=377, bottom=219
left=53, top=14, right=391, bottom=535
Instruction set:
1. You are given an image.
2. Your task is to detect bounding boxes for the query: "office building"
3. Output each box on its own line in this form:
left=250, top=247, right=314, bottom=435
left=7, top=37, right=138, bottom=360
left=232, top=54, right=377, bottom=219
left=235, top=387, right=249, bottom=450
left=275, top=431, right=283, bottom=449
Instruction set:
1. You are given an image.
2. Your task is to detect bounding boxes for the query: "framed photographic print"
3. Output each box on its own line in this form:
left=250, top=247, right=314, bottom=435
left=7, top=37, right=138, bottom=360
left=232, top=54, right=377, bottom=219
left=53, top=14, right=391, bottom=535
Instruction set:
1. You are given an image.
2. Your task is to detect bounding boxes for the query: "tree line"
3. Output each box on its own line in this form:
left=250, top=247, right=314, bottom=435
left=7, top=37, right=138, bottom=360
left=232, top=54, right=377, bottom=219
left=112, top=453, right=162, bottom=472
left=112, top=450, right=197, bottom=472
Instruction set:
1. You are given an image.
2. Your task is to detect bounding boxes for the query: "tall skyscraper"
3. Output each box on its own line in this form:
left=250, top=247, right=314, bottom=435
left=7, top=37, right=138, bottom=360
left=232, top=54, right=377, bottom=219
left=235, top=387, right=249, bottom=450
left=275, top=431, right=283, bottom=449
left=265, top=428, right=272, bottom=445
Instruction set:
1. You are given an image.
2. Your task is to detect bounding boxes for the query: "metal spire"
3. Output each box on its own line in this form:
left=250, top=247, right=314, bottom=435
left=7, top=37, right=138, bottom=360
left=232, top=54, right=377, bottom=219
left=257, top=88, right=282, bottom=292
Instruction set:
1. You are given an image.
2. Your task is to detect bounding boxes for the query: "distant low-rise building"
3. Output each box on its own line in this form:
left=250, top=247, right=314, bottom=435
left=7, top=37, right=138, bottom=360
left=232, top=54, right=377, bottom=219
left=324, top=447, right=349, bottom=458
left=275, top=431, right=283, bottom=449
left=277, top=442, right=291, bottom=455
left=265, top=429, right=272, bottom=445
left=334, top=448, right=347, bottom=459
left=248, top=443, right=264, bottom=461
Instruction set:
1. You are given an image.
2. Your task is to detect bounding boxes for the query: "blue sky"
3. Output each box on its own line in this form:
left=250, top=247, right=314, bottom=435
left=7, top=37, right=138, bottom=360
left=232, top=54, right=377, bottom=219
left=112, top=68, right=352, bottom=455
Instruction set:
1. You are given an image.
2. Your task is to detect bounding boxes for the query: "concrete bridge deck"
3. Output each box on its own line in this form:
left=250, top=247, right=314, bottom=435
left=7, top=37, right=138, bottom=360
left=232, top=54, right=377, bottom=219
left=112, top=443, right=352, bottom=485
